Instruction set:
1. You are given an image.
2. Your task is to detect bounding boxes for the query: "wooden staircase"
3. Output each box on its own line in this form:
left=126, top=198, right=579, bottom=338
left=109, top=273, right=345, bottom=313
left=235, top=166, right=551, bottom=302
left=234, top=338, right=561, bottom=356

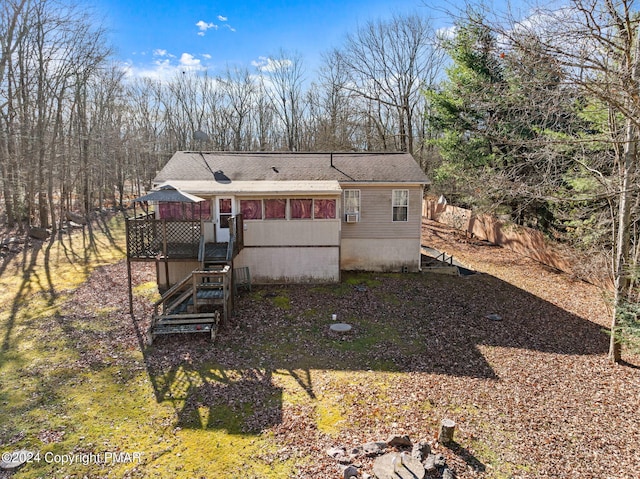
left=147, top=266, right=232, bottom=344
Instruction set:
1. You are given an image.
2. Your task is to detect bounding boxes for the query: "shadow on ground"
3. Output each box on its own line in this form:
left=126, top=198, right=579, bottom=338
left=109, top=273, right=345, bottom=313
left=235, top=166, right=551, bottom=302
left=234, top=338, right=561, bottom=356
left=139, top=270, right=609, bottom=434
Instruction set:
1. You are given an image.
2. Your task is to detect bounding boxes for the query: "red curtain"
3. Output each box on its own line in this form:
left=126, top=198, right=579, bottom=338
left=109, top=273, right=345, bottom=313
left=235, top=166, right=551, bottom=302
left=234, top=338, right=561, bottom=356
left=314, top=199, right=336, bottom=219
left=158, top=201, right=211, bottom=220
left=264, top=199, right=286, bottom=219
left=240, top=200, right=263, bottom=220
left=291, top=199, right=312, bottom=219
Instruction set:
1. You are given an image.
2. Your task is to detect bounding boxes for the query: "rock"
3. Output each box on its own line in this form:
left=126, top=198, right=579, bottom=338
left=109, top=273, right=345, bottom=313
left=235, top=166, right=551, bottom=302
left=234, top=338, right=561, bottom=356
left=0, top=450, right=34, bottom=470
left=342, top=464, right=359, bottom=478
left=423, top=452, right=447, bottom=471
left=349, top=446, right=363, bottom=458
left=65, top=211, right=88, bottom=225
left=423, top=454, right=436, bottom=471
left=372, top=452, right=425, bottom=479
left=28, top=227, right=49, bottom=240
left=386, top=434, right=412, bottom=448
left=327, top=446, right=347, bottom=459
left=434, top=453, right=447, bottom=468
left=328, top=446, right=352, bottom=463
left=411, top=441, right=431, bottom=461
left=442, top=467, right=457, bottom=479
left=361, top=441, right=387, bottom=457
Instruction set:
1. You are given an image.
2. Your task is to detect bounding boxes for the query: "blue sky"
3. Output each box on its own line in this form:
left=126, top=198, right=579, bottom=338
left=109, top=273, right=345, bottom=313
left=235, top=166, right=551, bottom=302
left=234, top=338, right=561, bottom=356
left=92, top=0, right=472, bottom=80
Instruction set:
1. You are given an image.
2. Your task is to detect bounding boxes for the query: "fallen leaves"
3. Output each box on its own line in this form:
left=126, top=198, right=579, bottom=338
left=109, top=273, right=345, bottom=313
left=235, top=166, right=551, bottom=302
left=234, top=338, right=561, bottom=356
left=21, top=219, right=640, bottom=478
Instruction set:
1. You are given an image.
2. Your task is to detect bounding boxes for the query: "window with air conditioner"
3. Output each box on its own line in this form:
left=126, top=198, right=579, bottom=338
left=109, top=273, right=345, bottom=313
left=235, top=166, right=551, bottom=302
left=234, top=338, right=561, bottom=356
left=343, top=189, right=360, bottom=223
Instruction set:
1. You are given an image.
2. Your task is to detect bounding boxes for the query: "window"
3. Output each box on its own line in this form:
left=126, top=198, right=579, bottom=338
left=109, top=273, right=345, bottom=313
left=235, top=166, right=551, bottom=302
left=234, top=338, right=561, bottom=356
left=392, top=190, right=409, bottom=222
left=240, top=199, right=263, bottom=220
left=264, top=198, right=286, bottom=219
left=240, top=198, right=337, bottom=220
left=344, top=190, right=360, bottom=214
left=218, top=198, right=233, bottom=229
left=158, top=201, right=212, bottom=220
left=314, top=199, right=336, bottom=219
left=291, top=199, right=313, bottom=219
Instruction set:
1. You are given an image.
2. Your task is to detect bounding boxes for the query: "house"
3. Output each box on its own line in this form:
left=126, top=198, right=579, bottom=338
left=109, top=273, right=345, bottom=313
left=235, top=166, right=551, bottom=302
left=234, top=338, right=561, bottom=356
left=128, top=151, right=429, bottom=287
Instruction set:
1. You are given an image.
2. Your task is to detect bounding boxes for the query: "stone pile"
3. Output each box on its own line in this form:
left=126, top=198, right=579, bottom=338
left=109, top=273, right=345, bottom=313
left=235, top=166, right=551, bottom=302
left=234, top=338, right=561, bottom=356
left=327, top=434, right=456, bottom=479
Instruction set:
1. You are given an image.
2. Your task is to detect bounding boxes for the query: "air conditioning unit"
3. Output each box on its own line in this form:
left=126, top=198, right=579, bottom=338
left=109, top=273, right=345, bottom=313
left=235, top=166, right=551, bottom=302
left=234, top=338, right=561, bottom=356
left=345, top=213, right=359, bottom=223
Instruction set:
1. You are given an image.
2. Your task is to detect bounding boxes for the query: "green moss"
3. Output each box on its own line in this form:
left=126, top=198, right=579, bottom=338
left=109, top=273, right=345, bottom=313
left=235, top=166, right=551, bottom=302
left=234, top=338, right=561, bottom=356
left=316, top=401, right=346, bottom=436
left=344, top=272, right=381, bottom=288
left=271, top=294, right=291, bottom=310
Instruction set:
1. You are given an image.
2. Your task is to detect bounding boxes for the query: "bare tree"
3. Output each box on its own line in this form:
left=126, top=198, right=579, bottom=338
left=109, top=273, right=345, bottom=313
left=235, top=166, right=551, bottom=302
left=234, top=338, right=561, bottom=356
left=335, top=13, right=445, bottom=156
left=257, top=49, right=307, bottom=151
left=312, top=49, right=360, bottom=150
left=0, top=0, right=30, bottom=226
left=220, top=67, right=256, bottom=151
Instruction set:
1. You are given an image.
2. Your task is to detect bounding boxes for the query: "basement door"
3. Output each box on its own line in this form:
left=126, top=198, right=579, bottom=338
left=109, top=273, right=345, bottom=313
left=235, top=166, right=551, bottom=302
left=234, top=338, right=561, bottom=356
left=215, top=197, right=234, bottom=243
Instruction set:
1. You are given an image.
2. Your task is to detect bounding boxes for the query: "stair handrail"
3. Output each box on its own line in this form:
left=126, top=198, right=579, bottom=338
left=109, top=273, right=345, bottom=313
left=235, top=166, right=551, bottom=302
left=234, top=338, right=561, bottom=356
left=435, top=251, right=454, bottom=265
left=198, top=235, right=206, bottom=264
left=153, top=266, right=232, bottom=317
left=154, top=272, right=194, bottom=316
left=226, top=234, right=235, bottom=262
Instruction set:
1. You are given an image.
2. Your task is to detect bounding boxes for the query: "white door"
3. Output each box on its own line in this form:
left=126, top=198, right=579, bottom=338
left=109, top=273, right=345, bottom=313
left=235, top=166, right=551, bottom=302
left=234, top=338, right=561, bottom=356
left=215, top=197, right=234, bottom=243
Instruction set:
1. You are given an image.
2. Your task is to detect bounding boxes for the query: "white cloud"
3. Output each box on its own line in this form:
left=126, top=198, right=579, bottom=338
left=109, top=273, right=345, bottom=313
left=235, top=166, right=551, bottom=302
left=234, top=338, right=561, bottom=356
left=252, top=56, right=292, bottom=72
left=196, top=17, right=235, bottom=36
left=180, top=53, right=201, bottom=68
left=202, top=53, right=212, bottom=59
left=196, top=20, right=218, bottom=36
left=122, top=51, right=209, bottom=81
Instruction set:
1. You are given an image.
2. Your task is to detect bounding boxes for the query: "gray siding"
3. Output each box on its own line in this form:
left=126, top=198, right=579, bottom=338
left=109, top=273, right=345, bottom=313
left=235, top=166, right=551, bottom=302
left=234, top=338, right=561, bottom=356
left=340, top=185, right=423, bottom=240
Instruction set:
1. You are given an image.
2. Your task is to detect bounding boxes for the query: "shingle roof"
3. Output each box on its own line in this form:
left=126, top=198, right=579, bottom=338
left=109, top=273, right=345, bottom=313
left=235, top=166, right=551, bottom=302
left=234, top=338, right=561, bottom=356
left=153, top=151, right=430, bottom=185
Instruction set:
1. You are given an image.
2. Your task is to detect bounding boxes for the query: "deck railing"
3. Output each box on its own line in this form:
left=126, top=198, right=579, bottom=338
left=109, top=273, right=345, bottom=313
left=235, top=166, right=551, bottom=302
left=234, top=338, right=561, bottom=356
left=126, top=218, right=201, bottom=259
left=126, top=214, right=243, bottom=260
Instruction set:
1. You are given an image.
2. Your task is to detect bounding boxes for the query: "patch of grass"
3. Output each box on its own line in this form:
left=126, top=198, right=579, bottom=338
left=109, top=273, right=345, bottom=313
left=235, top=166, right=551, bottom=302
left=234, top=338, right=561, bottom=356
left=254, top=289, right=292, bottom=310
left=272, top=294, right=291, bottom=310
left=344, top=272, right=382, bottom=288
left=310, top=282, right=352, bottom=297
left=133, top=281, right=160, bottom=302
left=0, top=215, right=126, bottom=308
left=328, top=321, right=406, bottom=354
left=310, top=272, right=382, bottom=297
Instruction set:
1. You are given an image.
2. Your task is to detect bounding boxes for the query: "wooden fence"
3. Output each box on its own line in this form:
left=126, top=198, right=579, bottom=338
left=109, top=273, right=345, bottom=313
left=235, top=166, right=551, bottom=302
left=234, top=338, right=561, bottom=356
left=423, top=199, right=611, bottom=289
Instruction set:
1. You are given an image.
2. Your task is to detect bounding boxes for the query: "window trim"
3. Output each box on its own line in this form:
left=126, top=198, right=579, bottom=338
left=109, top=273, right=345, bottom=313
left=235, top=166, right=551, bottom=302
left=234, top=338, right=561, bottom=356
left=343, top=189, right=361, bottom=220
left=392, top=189, right=409, bottom=222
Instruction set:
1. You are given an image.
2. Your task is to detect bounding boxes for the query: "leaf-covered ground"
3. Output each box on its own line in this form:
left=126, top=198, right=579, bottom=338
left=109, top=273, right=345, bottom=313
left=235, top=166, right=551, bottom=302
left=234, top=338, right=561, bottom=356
left=1, top=217, right=639, bottom=478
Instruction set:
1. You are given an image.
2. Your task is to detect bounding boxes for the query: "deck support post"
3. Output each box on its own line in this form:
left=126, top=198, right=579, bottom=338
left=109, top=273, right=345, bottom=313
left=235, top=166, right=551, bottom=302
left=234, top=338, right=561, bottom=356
left=127, top=258, right=133, bottom=315
left=125, top=217, right=134, bottom=315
